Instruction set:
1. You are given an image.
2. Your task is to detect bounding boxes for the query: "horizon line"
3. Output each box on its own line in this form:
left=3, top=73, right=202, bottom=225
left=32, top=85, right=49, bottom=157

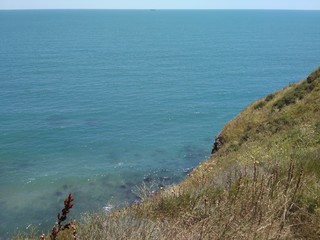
left=0, top=8, right=320, bottom=11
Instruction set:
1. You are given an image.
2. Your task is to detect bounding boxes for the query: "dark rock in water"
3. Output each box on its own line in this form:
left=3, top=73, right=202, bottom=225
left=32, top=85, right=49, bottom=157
left=124, top=189, right=136, bottom=201
left=62, top=184, right=68, bottom=190
left=143, top=176, right=152, bottom=183
left=211, top=132, right=224, bottom=154
left=183, top=167, right=193, bottom=174
left=55, top=191, right=63, bottom=197
left=160, top=176, right=170, bottom=181
left=160, top=176, right=173, bottom=185
left=125, top=181, right=135, bottom=188
left=120, top=184, right=126, bottom=189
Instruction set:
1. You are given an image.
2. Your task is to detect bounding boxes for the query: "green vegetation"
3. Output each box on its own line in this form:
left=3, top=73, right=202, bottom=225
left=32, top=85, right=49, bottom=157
left=273, top=71, right=318, bottom=110
left=13, top=67, right=320, bottom=239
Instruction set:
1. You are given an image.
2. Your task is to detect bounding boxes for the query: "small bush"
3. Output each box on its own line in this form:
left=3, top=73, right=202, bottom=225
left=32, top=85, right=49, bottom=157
left=254, top=101, right=266, bottom=110
left=227, top=141, right=240, bottom=152
left=265, top=93, right=275, bottom=102
left=273, top=92, right=297, bottom=109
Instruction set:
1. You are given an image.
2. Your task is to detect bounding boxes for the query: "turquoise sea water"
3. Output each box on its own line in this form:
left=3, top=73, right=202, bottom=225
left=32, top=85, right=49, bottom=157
left=0, top=10, right=320, bottom=237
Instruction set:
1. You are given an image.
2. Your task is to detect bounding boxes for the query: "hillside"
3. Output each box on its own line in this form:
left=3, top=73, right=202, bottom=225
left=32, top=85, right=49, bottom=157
left=15, top=67, right=320, bottom=239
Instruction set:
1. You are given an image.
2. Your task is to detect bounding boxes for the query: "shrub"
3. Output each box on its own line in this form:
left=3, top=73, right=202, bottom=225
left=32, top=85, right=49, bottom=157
left=265, top=93, right=275, bottom=102
left=254, top=101, right=266, bottom=110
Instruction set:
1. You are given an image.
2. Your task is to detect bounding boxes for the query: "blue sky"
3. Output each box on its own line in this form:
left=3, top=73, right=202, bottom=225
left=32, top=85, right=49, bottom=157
left=0, top=0, right=319, bottom=10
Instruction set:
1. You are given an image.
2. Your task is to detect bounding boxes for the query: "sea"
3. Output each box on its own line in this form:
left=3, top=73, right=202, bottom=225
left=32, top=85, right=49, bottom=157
left=0, top=10, right=319, bottom=237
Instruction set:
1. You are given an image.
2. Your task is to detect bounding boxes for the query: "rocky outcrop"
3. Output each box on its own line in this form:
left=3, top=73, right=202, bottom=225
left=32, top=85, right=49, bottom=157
left=211, top=132, right=224, bottom=155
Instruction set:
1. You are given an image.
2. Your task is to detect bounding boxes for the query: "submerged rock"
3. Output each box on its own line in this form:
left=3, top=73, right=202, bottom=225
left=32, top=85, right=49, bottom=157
left=54, top=191, right=63, bottom=197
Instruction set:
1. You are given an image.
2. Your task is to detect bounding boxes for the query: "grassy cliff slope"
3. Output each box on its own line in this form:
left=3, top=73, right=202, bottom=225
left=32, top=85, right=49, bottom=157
left=15, top=67, right=320, bottom=239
